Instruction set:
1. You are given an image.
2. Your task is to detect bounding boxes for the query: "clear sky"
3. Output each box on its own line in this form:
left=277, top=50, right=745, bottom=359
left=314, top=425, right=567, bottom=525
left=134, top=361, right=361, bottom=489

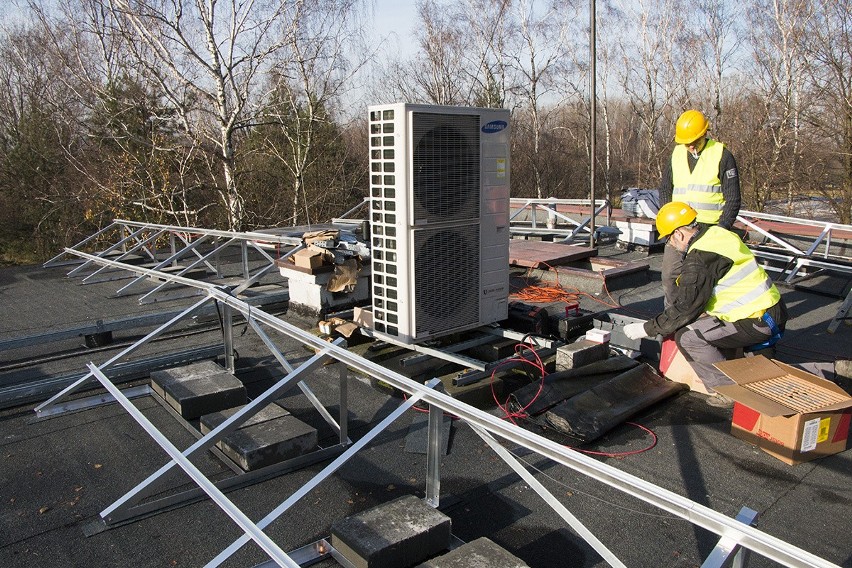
left=369, top=0, right=418, bottom=60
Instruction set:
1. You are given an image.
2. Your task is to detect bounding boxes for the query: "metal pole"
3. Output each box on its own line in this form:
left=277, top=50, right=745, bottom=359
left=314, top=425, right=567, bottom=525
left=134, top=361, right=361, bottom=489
left=338, top=364, right=349, bottom=446
left=425, top=401, right=442, bottom=507
left=589, top=0, right=597, bottom=248
left=222, top=302, right=235, bottom=373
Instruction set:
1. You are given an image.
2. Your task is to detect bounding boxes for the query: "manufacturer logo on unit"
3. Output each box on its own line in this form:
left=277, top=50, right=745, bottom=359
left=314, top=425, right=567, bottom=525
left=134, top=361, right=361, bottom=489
left=481, top=120, right=508, bottom=134
left=482, top=285, right=507, bottom=296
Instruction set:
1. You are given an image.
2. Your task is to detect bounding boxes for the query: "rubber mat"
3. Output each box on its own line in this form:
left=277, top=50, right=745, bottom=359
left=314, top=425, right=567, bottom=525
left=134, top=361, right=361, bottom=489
left=508, top=355, right=641, bottom=416
left=544, top=363, right=687, bottom=443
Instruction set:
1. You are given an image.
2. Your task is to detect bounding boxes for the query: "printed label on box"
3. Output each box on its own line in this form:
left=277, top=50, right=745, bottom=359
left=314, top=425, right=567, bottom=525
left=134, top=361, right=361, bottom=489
left=817, top=417, right=831, bottom=443
left=801, top=417, right=821, bottom=452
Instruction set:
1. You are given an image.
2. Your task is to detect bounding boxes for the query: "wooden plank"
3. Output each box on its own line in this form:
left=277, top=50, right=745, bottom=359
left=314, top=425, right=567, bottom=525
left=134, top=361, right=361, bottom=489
left=509, top=240, right=597, bottom=268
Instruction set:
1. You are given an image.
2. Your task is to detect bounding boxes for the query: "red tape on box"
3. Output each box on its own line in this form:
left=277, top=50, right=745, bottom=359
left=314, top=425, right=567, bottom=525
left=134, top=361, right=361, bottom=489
left=732, top=403, right=761, bottom=432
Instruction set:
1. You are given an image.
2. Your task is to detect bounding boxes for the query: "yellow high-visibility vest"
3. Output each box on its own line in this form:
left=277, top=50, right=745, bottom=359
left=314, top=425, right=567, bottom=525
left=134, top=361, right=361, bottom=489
left=688, top=226, right=781, bottom=322
left=672, top=139, right=725, bottom=224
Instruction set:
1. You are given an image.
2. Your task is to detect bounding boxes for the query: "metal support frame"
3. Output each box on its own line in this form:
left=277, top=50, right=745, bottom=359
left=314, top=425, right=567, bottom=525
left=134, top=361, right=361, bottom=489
left=453, top=330, right=559, bottom=387
left=509, top=198, right=611, bottom=242
left=737, top=210, right=852, bottom=260
left=115, top=233, right=214, bottom=293
left=737, top=211, right=852, bottom=333
left=204, top=383, right=437, bottom=568
left=828, top=286, right=852, bottom=333
left=425, top=402, right=442, bottom=507
left=702, top=507, right=760, bottom=568
left=375, top=325, right=559, bottom=385
left=738, top=210, right=852, bottom=283
left=45, top=219, right=304, bottom=304
left=86, top=363, right=299, bottom=567
left=221, top=301, right=235, bottom=373
left=81, top=228, right=165, bottom=282
left=65, top=225, right=154, bottom=277
left=134, top=237, right=232, bottom=301
left=399, top=333, right=497, bottom=368
left=97, top=344, right=351, bottom=527
left=471, top=424, right=626, bottom=568
left=4, top=345, right=222, bottom=412
left=33, top=249, right=842, bottom=568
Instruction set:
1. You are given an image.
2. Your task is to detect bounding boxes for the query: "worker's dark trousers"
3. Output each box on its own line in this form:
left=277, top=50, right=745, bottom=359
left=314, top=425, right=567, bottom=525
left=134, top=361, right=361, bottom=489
left=661, top=242, right=683, bottom=308
left=675, top=300, right=787, bottom=391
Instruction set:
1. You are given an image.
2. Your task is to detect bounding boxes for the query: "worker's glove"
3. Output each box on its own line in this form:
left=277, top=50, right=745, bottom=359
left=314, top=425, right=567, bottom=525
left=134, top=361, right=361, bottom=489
left=623, top=322, right=649, bottom=340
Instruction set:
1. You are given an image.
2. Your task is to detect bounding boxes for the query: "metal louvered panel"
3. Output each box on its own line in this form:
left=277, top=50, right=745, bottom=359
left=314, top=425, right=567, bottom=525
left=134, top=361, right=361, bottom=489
left=412, top=113, right=480, bottom=224
left=367, top=103, right=510, bottom=345
left=413, top=225, right=480, bottom=335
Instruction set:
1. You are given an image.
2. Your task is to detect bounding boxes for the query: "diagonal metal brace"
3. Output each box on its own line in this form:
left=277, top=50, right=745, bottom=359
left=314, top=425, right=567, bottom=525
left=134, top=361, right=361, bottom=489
left=470, top=424, right=627, bottom=568
left=87, top=363, right=300, bottom=567
left=100, top=339, right=345, bottom=524
left=204, top=379, right=442, bottom=568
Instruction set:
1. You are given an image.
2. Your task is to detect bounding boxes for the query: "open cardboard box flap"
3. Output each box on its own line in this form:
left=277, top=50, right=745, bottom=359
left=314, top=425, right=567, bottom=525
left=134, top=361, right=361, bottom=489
left=714, top=355, right=852, bottom=417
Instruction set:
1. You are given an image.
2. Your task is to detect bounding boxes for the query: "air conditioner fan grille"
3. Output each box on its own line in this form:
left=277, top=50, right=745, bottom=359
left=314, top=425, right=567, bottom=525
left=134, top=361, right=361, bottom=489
left=414, top=225, right=480, bottom=335
left=412, top=113, right=480, bottom=223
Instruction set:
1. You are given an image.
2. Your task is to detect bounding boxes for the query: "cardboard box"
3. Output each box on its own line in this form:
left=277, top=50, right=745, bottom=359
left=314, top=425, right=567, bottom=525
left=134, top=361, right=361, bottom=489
left=353, top=306, right=374, bottom=329
left=658, top=338, right=711, bottom=394
left=715, top=356, right=852, bottom=465
left=293, top=248, right=324, bottom=270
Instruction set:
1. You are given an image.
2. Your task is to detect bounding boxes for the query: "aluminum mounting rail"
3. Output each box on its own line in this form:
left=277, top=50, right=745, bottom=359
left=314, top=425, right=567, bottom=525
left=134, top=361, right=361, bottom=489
left=737, top=210, right=852, bottom=280
left=38, top=251, right=841, bottom=568
left=43, top=220, right=304, bottom=303
left=509, top=198, right=612, bottom=242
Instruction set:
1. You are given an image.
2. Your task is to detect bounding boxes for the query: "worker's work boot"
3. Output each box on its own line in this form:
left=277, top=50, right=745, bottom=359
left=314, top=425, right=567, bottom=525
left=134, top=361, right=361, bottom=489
left=705, top=393, right=735, bottom=409
left=835, top=360, right=852, bottom=380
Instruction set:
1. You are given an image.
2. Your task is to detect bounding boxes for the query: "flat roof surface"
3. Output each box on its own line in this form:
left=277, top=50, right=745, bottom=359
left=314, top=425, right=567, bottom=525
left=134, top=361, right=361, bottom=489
left=1, top=243, right=850, bottom=567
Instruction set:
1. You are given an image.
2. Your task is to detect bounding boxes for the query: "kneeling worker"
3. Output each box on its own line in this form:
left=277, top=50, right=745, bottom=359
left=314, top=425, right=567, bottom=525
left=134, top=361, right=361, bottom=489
left=623, top=202, right=787, bottom=407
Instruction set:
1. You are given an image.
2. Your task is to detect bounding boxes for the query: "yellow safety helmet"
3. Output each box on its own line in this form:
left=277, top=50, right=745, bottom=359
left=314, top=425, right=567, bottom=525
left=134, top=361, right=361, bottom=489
left=674, top=110, right=709, bottom=144
left=656, top=202, right=698, bottom=237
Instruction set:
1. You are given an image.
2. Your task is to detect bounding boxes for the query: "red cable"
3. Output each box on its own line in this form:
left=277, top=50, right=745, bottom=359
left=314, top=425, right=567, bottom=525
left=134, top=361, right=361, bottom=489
left=567, top=422, right=658, bottom=457
left=401, top=337, right=659, bottom=458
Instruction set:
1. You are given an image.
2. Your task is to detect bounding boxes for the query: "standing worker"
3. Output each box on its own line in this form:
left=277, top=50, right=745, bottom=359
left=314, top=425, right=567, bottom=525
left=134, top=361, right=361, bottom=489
left=659, top=110, right=741, bottom=305
left=624, top=203, right=787, bottom=407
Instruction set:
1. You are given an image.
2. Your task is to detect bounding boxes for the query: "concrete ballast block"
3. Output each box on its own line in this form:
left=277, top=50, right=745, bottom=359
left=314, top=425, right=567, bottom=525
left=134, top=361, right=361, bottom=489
left=555, top=340, right=610, bottom=371
left=200, top=405, right=318, bottom=471
left=150, top=361, right=246, bottom=419
left=416, top=537, right=530, bottom=568
left=150, top=360, right=225, bottom=398
left=331, top=494, right=451, bottom=568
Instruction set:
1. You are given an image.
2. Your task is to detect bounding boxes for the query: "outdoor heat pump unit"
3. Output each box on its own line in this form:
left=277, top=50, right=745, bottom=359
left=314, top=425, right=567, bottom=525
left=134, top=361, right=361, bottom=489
left=367, top=103, right=511, bottom=345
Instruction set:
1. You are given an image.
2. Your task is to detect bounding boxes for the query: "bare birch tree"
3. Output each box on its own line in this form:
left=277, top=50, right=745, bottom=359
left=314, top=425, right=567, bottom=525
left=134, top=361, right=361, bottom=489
left=398, top=0, right=469, bottom=105
left=801, top=0, right=852, bottom=223
left=260, top=0, right=369, bottom=226
left=97, top=0, right=296, bottom=230
left=504, top=0, right=578, bottom=198
left=613, top=0, right=690, bottom=185
left=694, top=0, right=743, bottom=131
left=453, top=0, right=512, bottom=107
left=743, top=0, right=810, bottom=211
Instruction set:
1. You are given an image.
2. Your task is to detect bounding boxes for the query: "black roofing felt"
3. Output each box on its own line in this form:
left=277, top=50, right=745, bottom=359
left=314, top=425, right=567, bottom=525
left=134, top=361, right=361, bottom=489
left=1, top=247, right=850, bottom=568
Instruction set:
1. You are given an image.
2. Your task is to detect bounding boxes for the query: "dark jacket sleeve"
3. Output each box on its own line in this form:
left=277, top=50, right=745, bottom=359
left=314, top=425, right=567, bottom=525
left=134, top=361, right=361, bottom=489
left=658, top=158, right=673, bottom=206
left=645, top=249, right=733, bottom=337
left=717, top=148, right=740, bottom=229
